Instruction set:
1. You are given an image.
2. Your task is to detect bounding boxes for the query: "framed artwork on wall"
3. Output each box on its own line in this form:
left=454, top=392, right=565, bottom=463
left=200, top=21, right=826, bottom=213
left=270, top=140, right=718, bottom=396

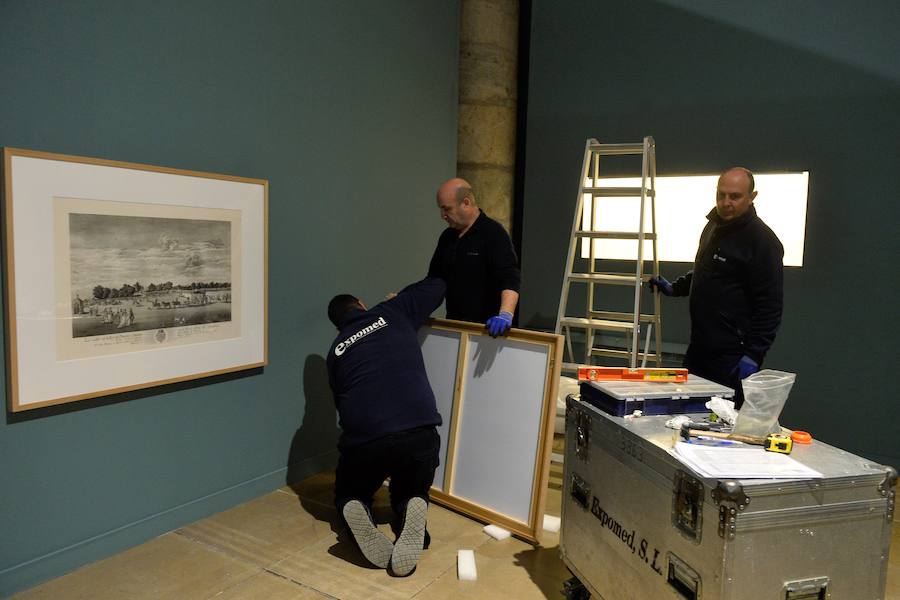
left=419, top=319, right=563, bottom=543
left=2, top=148, right=268, bottom=412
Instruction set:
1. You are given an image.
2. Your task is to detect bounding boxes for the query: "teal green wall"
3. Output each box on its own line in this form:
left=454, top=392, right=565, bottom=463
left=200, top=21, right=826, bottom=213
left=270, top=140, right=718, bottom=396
left=0, top=1, right=459, bottom=595
left=522, top=1, right=899, bottom=466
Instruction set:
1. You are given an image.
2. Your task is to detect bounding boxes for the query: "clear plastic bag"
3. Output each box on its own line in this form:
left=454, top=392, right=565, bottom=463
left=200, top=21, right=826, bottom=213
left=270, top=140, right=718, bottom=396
left=732, top=369, right=796, bottom=437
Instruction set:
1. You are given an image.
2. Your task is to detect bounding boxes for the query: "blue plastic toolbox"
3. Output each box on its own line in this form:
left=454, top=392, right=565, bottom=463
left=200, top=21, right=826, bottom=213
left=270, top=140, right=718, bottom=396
left=578, top=374, right=733, bottom=416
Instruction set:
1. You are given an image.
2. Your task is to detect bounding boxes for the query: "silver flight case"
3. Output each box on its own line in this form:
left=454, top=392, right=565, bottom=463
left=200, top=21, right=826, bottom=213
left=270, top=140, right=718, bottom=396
left=560, top=395, right=896, bottom=599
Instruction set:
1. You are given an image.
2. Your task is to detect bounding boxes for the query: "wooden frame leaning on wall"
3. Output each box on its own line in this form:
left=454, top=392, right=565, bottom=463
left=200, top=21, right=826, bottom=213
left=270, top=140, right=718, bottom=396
left=419, top=318, right=563, bottom=543
left=2, top=147, right=268, bottom=412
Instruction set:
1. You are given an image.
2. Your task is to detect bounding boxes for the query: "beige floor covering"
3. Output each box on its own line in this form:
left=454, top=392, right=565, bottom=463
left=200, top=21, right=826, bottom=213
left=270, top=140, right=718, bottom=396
left=12, top=440, right=900, bottom=599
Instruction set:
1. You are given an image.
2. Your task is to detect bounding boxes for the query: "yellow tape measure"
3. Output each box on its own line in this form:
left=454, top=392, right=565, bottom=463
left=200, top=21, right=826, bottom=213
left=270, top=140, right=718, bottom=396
left=764, top=433, right=793, bottom=454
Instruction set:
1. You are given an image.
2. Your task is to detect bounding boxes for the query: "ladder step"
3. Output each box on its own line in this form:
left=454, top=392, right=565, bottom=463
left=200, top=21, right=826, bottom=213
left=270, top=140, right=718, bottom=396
left=590, top=310, right=660, bottom=323
left=575, top=230, right=657, bottom=240
left=561, top=357, right=661, bottom=372
left=559, top=317, right=636, bottom=332
left=582, top=187, right=655, bottom=197
left=590, top=348, right=661, bottom=360
left=566, top=273, right=641, bottom=285
left=588, top=142, right=644, bottom=155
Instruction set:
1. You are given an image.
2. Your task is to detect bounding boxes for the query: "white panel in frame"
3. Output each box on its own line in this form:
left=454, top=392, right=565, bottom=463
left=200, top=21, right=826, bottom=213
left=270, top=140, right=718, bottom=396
left=418, top=319, right=563, bottom=543
left=2, top=148, right=268, bottom=412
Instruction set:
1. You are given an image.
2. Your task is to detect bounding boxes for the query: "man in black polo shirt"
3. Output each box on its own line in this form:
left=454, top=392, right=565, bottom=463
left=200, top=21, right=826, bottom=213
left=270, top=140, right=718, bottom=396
left=326, top=277, right=445, bottom=576
left=428, top=177, right=521, bottom=337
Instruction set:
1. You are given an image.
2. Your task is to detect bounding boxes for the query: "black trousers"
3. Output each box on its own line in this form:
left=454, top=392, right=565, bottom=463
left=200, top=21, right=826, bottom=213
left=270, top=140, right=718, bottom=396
left=683, top=346, right=747, bottom=408
left=334, top=426, right=440, bottom=517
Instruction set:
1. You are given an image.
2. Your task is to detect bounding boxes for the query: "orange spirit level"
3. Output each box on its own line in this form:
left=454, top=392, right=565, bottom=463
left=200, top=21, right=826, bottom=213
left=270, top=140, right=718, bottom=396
left=577, top=367, right=689, bottom=383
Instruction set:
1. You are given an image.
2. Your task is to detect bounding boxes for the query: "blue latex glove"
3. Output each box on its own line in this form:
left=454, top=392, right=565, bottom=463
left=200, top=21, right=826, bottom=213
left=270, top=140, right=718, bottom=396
left=486, top=311, right=513, bottom=337
left=647, top=276, right=674, bottom=296
left=732, top=356, right=759, bottom=380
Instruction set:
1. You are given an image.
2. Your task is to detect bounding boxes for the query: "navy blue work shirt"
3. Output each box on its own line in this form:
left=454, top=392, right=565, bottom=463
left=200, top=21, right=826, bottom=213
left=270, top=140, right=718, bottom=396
left=326, top=277, right=446, bottom=449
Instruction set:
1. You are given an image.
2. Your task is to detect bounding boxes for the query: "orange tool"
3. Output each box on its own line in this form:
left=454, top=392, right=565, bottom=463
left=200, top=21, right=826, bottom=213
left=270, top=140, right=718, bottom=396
left=791, top=431, right=813, bottom=444
left=578, top=366, right=689, bottom=383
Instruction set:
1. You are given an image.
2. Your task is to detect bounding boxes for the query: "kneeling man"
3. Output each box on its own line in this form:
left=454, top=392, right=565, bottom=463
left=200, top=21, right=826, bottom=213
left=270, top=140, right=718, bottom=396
left=326, top=277, right=445, bottom=576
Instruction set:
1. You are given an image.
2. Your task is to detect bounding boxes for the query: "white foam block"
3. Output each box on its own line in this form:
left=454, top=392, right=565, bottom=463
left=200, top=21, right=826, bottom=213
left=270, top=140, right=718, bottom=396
left=482, top=524, right=511, bottom=540
left=543, top=514, right=561, bottom=533
left=457, top=549, right=477, bottom=581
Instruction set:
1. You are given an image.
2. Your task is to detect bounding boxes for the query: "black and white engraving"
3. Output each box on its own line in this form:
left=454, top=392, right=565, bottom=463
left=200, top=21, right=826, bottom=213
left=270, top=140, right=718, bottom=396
left=69, top=213, right=232, bottom=338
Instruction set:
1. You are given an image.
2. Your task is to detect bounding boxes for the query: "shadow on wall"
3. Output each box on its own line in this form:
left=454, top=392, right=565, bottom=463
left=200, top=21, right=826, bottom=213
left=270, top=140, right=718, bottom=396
left=283, top=356, right=397, bottom=567
left=4, top=367, right=263, bottom=424
left=471, top=336, right=501, bottom=377
left=285, top=354, right=340, bottom=485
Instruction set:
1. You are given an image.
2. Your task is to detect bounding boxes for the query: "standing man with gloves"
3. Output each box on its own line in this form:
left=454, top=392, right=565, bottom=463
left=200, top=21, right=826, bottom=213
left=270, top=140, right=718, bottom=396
left=649, top=167, right=784, bottom=407
left=428, top=177, right=521, bottom=337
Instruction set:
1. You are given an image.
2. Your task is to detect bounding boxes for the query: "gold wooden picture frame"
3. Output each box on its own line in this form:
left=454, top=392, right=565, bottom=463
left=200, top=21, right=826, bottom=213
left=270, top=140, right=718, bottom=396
left=419, top=318, right=563, bottom=543
left=2, top=148, right=268, bottom=412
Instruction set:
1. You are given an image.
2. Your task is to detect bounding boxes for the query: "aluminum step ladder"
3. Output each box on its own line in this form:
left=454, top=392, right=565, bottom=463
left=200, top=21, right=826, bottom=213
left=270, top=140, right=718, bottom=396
left=555, top=137, right=663, bottom=373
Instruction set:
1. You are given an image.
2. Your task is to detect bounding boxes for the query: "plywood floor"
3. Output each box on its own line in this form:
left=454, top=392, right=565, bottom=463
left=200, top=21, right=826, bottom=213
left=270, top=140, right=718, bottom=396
left=12, top=437, right=900, bottom=599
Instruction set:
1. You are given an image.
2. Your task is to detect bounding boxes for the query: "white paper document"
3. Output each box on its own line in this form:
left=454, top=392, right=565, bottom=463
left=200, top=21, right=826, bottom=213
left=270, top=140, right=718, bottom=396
left=672, top=442, right=823, bottom=479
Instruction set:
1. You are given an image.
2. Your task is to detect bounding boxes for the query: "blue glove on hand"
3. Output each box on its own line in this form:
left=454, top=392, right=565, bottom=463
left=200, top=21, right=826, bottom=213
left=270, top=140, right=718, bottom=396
left=733, top=356, right=759, bottom=380
left=486, top=311, right=513, bottom=337
left=648, top=276, right=674, bottom=296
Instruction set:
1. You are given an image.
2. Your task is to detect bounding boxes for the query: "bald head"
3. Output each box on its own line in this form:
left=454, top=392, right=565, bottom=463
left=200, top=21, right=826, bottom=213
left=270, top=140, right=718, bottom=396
left=436, top=178, right=476, bottom=205
left=436, top=177, right=479, bottom=233
left=715, top=167, right=757, bottom=221
left=721, top=167, right=755, bottom=194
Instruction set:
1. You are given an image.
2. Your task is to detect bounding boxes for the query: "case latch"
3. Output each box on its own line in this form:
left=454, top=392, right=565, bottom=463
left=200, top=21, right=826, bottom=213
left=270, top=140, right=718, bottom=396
left=667, top=552, right=701, bottom=599
left=570, top=473, right=591, bottom=510
left=879, top=466, right=897, bottom=522
left=574, top=405, right=591, bottom=461
left=712, top=480, right=750, bottom=540
left=783, top=576, right=829, bottom=599
left=672, top=470, right=703, bottom=543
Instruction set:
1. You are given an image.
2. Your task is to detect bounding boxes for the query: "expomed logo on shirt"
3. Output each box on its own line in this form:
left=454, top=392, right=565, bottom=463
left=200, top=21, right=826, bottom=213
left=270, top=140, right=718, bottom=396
left=334, top=317, right=388, bottom=356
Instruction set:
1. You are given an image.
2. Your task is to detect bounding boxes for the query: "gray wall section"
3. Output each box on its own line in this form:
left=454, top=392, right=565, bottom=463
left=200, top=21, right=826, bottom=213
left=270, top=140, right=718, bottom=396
left=522, top=2, right=899, bottom=466
left=0, top=1, right=458, bottom=596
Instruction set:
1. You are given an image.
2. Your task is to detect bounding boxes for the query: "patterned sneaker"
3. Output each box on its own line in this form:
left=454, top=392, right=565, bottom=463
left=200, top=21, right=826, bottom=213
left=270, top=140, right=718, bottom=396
left=342, top=500, right=394, bottom=568
left=390, top=497, right=428, bottom=576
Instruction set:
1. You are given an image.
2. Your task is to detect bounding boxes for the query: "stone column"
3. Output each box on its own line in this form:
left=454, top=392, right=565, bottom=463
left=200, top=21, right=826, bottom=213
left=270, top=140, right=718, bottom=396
left=457, top=0, right=518, bottom=233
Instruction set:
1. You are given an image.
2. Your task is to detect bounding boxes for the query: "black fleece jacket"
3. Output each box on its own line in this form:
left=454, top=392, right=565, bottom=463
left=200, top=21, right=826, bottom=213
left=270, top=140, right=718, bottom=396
left=671, top=205, right=784, bottom=364
left=326, top=277, right=445, bottom=449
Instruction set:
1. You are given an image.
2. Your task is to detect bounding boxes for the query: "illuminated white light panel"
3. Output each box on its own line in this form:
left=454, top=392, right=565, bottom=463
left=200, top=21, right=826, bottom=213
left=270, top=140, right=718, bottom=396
left=580, top=172, right=808, bottom=266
